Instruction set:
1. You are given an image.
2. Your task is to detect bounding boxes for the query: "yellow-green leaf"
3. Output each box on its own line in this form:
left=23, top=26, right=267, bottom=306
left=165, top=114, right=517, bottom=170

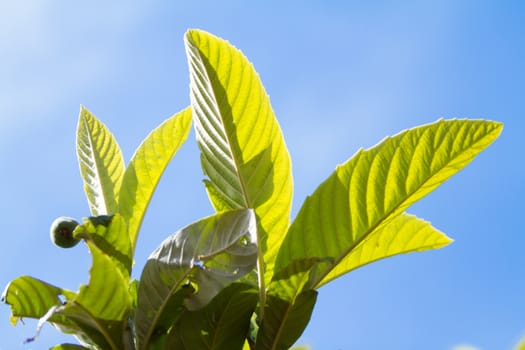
left=76, top=241, right=131, bottom=321
left=118, top=107, right=192, bottom=251
left=76, top=106, right=125, bottom=216
left=1, top=276, right=75, bottom=326
left=49, top=344, right=89, bottom=350
left=184, top=29, right=293, bottom=285
left=317, top=212, right=452, bottom=287
left=74, top=214, right=132, bottom=276
left=49, top=345, right=90, bottom=350
left=49, top=241, right=133, bottom=349
left=275, top=119, right=502, bottom=289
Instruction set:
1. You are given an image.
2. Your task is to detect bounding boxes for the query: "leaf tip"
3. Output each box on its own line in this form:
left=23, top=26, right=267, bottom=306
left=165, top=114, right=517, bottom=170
left=184, top=28, right=206, bottom=45
left=441, top=234, right=454, bottom=247
left=428, top=230, right=453, bottom=249
left=79, top=104, right=89, bottom=114
left=78, top=105, right=92, bottom=123
left=494, top=120, right=504, bottom=134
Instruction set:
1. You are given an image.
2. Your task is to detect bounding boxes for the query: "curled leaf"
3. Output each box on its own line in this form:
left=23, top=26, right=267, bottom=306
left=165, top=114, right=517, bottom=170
left=135, top=209, right=258, bottom=349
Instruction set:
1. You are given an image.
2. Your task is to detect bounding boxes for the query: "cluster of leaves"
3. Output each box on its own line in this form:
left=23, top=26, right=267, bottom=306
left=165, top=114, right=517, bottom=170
left=2, top=29, right=502, bottom=349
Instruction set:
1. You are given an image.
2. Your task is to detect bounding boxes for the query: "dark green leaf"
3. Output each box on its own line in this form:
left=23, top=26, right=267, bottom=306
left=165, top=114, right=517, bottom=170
left=173, top=283, right=257, bottom=350
left=135, top=209, right=258, bottom=349
left=256, top=290, right=317, bottom=350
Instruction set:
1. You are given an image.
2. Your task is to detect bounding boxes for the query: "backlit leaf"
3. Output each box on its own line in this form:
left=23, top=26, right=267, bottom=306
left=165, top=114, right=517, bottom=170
left=1, top=276, right=75, bottom=326
left=276, top=119, right=502, bottom=289
left=119, top=107, right=192, bottom=251
left=76, top=106, right=124, bottom=216
left=317, top=213, right=452, bottom=287
left=76, top=241, right=131, bottom=321
left=266, top=119, right=501, bottom=345
left=40, top=241, right=133, bottom=348
left=73, top=214, right=132, bottom=276
left=185, top=29, right=293, bottom=286
left=49, top=344, right=90, bottom=350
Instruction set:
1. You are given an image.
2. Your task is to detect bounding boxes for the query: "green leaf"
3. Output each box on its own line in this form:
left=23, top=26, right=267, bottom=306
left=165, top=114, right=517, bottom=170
left=165, top=283, right=258, bottom=350
left=184, top=29, right=293, bottom=286
left=49, top=344, right=91, bottom=350
left=13, top=217, right=133, bottom=348
left=41, top=241, right=133, bottom=349
left=74, top=214, right=132, bottom=276
left=22, top=303, right=120, bottom=349
left=1, top=272, right=128, bottom=349
left=135, top=209, right=258, bottom=350
left=1, top=276, right=75, bottom=325
left=275, top=119, right=502, bottom=289
left=49, top=304, right=130, bottom=349
left=119, top=107, right=192, bottom=251
left=47, top=240, right=132, bottom=349
left=317, top=213, right=452, bottom=287
left=254, top=260, right=325, bottom=350
left=268, top=258, right=333, bottom=299
left=260, top=119, right=501, bottom=347
left=76, top=241, right=131, bottom=321
left=77, top=106, right=125, bottom=216
left=256, top=290, right=317, bottom=350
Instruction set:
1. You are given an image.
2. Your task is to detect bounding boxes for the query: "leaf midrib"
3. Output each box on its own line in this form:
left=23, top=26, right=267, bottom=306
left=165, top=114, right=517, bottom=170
left=81, top=116, right=110, bottom=215
left=187, top=34, right=268, bottom=318
left=142, top=268, right=193, bottom=350
left=318, top=215, right=450, bottom=287
left=209, top=291, right=242, bottom=349
left=267, top=289, right=307, bottom=350
left=68, top=300, right=120, bottom=350
left=190, top=37, right=251, bottom=209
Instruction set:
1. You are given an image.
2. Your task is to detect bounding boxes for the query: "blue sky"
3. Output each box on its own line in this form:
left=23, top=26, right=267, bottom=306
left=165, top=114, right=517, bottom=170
left=1, top=1, right=524, bottom=349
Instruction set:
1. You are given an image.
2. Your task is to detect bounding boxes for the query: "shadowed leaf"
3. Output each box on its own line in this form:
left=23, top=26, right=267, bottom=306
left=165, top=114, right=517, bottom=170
left=164, top=283, right=257, bottom=350
left=256, top=290, right=317, bottom=350
left=135, top=209, right=258, bottom=349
